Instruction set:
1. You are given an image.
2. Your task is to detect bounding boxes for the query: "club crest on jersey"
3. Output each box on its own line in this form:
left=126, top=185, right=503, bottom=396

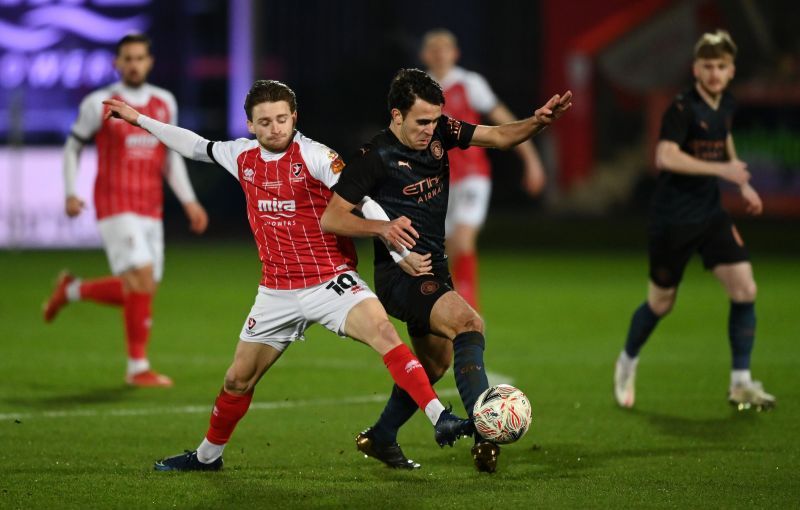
left=291, top=163, right=304, bottom=177
left=430, top=140, right=444, bottom=160
left=243, top=168, right=255, bottom=183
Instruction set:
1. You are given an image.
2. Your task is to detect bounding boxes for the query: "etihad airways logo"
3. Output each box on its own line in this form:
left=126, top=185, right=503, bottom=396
left=403, top=174, right=444, bottom=203
left=258, top=198, right=296, bottom=219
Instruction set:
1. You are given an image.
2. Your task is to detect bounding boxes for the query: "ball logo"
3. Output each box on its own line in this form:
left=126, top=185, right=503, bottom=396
left=420, top=281, right=439, bottom=295
left=243, top=168, right=255, bottom=183
left=430, top=140, right=443, bottom=160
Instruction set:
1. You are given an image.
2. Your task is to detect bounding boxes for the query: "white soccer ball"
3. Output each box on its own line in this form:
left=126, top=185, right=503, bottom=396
left=472, top=384, right=532, bottom=444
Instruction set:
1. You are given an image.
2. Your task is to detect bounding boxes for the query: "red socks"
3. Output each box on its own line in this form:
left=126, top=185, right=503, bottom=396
left=123, top=292, right=152, bottom=360
left=206, top=389, right=254, bottom=445
left=452, top=252, right=479, bottom=310
left=79, top=277, right=124, bottom=306
left=382, top=344, right=437, bottom=411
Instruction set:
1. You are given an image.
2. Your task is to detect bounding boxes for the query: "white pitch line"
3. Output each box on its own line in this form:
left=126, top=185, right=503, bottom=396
left=0, top=371, right=514, bottom=422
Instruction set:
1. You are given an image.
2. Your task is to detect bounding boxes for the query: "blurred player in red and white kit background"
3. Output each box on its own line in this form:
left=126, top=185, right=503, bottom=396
left=43, top=33, right=208, bottom=387
left=421, top=29, right=546, bottom=310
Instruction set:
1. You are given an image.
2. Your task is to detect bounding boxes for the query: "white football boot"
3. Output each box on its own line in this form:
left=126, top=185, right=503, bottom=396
left=614, top=351, right=638, bottom=408
left=728, top=380, right=776, bottom=411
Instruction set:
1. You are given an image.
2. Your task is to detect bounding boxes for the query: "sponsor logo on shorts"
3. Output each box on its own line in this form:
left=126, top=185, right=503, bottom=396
left=404, top=359, right=423, bottom=373
left=430, top=140, right=443, bottom=160
left=350, top=284, right=364, bottom=294
left=420, top=280, right=439, bottom=295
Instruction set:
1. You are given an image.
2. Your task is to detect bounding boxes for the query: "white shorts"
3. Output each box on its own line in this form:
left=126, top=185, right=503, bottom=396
left=445, top=175, right=492, bottom=236
left=97, top=213, right=164, bottom=282
left=239, top=271, right=377, bottom=352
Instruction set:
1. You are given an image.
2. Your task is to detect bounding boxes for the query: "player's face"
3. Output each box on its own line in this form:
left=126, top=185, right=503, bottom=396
left=392, top=98, right=442, bottom=151
left=693, top=54, right=735, bottom=97
left=115, top=42, right=153, bottom=87
left=421, top=34, right=459, bottom=76
left=248, top=100, right=297, bottom=152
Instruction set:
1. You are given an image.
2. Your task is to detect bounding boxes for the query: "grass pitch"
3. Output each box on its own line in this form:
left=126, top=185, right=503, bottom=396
left=1, top=241, right=797, bottom=508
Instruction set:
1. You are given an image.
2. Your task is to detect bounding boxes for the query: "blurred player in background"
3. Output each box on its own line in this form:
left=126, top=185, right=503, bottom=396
left=104, top=79, right=472, bottom=471
left=323, top=69, right=571, bottom=472
left=420, top=29, right=546, bottom=310
left=614, top=30, right=775, bottom=411
left=43, top=33, right=208, bottom=387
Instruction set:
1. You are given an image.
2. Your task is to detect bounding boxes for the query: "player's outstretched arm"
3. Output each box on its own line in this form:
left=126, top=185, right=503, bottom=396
left=656, top=140, right=750, bottom=185
left=470, top=90, right=572, bottom=150
left=321, top=194, right=417, bottom=251
left=102, top=99, right=213, bottom=163
left=487, top=104, right=547, bottom=195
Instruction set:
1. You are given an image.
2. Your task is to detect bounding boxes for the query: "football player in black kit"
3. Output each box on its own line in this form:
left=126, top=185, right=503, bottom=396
left=321, top=68, right=571, bottom=472
left=614, top=30, right=775, bottom=411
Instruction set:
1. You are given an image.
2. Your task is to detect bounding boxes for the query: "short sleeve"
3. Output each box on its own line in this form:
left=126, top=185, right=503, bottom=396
left=464, top=72, right=498, bottom=114
left=438, top=114, right=476, bottom=151
left=331, top=146, right=386, bottom=205
left=70, top=91, right=106, bottom=142
left=209, top=138, right=253, bottom=179
left=301, top=138, right=347, bottom=189
left=659, top=99, right=691, bottom=145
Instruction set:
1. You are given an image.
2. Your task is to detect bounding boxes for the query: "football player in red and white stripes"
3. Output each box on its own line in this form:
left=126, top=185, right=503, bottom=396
left=44, top=33, right=208, bottom=388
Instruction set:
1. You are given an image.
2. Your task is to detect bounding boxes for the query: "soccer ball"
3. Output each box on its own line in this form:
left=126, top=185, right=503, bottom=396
left=472, top=384, right=532, bottom=444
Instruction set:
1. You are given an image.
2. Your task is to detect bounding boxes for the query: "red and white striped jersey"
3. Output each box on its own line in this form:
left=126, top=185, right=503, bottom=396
left=71, top=82, right=176, bottom=220
left=438, top=66, right=498, bottom=182
left=209, top=132, right=357, bottom=290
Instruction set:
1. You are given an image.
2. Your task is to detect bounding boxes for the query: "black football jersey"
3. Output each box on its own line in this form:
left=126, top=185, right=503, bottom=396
left=333, top=115, right=476, bottom=266
left=651, top=87, right=735, bottom=226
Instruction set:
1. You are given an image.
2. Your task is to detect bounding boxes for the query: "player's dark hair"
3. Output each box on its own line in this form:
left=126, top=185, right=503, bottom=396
left=388, top=68, right=445, bottom=116
left=694, top=30, right=737, bottom=59
left=116, top=33, right=152, bottom=56
left=244, top=80, right=298, bottom=120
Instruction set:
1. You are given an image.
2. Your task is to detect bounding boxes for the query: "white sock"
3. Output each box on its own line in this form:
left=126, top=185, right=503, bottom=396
left=127, top=358, right=149, bottom=375
left=66, top=279, right=82, bottom=302
left=197, top=438, right=225, bottom=463
left=424, top=399, right=446, bottom=425
left=731, top=369, right=752, bottom=387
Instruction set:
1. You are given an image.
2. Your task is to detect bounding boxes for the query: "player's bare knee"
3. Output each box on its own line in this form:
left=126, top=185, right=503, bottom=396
left=648, top=295, right=675, bottom=317
left=223, top=370, right=253, bottom=395
left=732, top=280, right=757, bottom=302
left=376, top=319, right=402, bottom=346
left=458, top=313, right=484, bottom=335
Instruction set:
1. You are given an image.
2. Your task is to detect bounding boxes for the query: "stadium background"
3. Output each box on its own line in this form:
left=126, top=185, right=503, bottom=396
left=1, top=1, right=798, bottom=508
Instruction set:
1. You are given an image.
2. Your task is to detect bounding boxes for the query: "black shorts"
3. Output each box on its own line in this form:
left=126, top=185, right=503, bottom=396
left=648, top=212, right=749, bottom=288
left=373, top=262, right=454, bottom=338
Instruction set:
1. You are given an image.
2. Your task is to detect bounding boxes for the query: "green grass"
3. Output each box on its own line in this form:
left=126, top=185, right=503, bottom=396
left=1, top=242, right=798, bottom=508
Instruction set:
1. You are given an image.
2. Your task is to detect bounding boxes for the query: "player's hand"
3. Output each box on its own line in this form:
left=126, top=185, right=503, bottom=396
left=740, top=183, right=763, bottom=216
left=65, top=196, right=84, bottom=217
left=720, top=160, right=750, bottom=186
left=534, top=90, right=573, bottom=126
left=379, top=216, right=418, bottom=251
left=102, top=99, right=141, bottom=125
left=398, top=252, right=433, bottom=277
left=522, top=159, right=546, bottom=196
left=183, top=201, right=209, bottom=234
